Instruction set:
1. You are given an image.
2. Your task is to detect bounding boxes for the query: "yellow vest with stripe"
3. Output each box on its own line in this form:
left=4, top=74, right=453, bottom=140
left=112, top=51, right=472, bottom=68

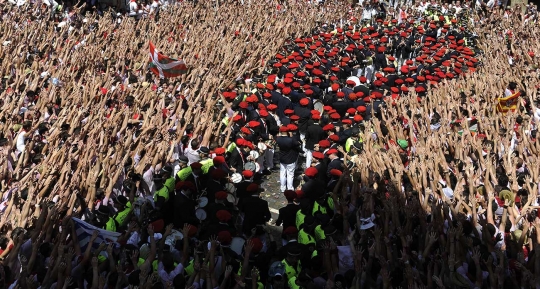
left=314, top=225, right=325, bottom=242
left=345, top=137, right=355, bottom=152
left=288, top=276, right=301, bottom=289
left=105, top=217, right=117, bottom=232
left=298, top=229, right=316, bottom=245
left=226, top=142, right=237, bottom=153
left=296, top=210, right=306, bottom=229
left=282, top=259, right=301, bottom=281
left=113, top=201, right=133, bottom=228
left=200, top=158, right=214, bottom=174
left=312, top=197, right=334, bottom=215
left=154, top=185, right=170, bottom=203
left=176, top=167, right=192, bottom=181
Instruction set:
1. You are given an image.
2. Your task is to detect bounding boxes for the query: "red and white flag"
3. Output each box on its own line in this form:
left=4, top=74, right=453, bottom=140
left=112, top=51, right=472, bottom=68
left=148, top=41, right=188, bottom=78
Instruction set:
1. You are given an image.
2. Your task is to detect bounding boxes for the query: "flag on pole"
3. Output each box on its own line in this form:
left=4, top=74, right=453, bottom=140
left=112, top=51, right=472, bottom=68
left=148, top=41, right=188, bottom=78
left=72, top=217, right=121, bottom=252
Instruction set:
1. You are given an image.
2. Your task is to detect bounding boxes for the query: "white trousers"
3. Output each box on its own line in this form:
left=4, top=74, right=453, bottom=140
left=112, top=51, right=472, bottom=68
left=280, top=162, right=296, bottom=192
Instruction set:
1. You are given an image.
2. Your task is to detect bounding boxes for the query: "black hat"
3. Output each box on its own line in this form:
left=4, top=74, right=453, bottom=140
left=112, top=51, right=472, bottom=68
left=287, top=244, right=302, bottom=256
left=115, top=195, right=128, bottom=206
left=178, top=155, right=188, bottom=163
left=96, top=205, right=110, bottom=216
left=161, top=165, right=173, bottom=175
left=199, top=146, right=210, bottom=154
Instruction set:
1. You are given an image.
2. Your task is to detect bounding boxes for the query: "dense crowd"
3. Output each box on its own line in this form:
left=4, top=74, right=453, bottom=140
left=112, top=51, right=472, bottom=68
left=0, top=0, right=540, bottom=288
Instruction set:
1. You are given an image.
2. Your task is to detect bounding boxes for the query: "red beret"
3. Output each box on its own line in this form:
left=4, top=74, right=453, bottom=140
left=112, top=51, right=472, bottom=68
left=326, top=149, right=338, bottom=155
left=259, top=110, right=268, bottom=117
left=348, top=93, right=357, bottom=100
left=279, top=126, right=289, bottom=132
left=217, top=231, right=232, bottom=245
left=299, top=98, right=309, bottom=106
left=248, top=121, right=260, bottom=128
left=319, top=140, right=331, bottom=148
left=283, top=226, right=298, bottom=235
left=175, top=181, right=196, bottom=192
left=312, top=151, right=324, bottom=159
left=250, top=238, right=263, bottom=254
left=330, top=169, right=342, bottom=177
left=312, top=114, right=321, bottom=120
left=215, top=191, right=228, bottom=200
left=347, top=108, right=356, bottom=115
left=330, top=113, right=340, bottom=120
left=322, top=124, right=334, bottom=131
left=305, top=167, right=318, bottom=178
left=213, top=156, right=226, bottom=165
left=239, top=101, right=248, bottom=109
left=329, top=134, right=339, bottom=142
left=241, top=127, right=251, bottom=135
left=246, top=183, right=259, bottom=192
left=242, top=170, right=254, bottom=178
left=232, top=115, right=242, bottom=122
left=190, top=162, right=203, bottom=169
left=284, top=190, right=297, bottom=200
left=216, top=210, right=232, bottom=222
left=353, top=115, right=363, bottom=122
left=214, top=147, right=226, bottom=155
left=287, top=124, right=298, bottom=131
left=342, top=119, right=352, bottom=125
left=284, top=109, right=294, bottom=115
left=267, top=104, right=277, bottom=111
left=290, top=115, right=300, bottom=121
left=282, top=87, right=292, bottom=95
left=210, top=168, right=226, bottom=180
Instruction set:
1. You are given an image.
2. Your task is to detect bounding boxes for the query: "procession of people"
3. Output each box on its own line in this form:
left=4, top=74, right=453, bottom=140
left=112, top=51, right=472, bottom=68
left=0, top=0, right=539, bottom=288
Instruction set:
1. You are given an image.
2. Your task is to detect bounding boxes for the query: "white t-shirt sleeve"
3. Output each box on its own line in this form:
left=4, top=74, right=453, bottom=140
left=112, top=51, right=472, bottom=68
left=16, top=131, right=27, bottom=153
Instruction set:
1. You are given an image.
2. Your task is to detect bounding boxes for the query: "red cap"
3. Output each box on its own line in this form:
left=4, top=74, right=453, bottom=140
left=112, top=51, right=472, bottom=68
left=215, top=191, right=228, bottom=200
left=250, top=238, right=263, bottom=254
left=241, top=127, right=251, bottom=135
left=213, top=156, right=226, bottom=165
left=190, top=162, right=203, bottom=170
left=217, top=231, right=232, bottom=245
left=326, top=149, right=338, bottom=155
left=283, top=226, right=298, bottom=235
left=330, top=169, right=342, bottom=176
left=284, top=190, right=297, bottom=200
left=242, top=170, right=254, bottom=178
left=279, top=126, right=289, bottom=132
left=319, top=140, right=331, bottom=148
left=248, top=121, right=260, bottom=127
left=305, top=167, right=318, bottom=178
left=246, top=183, right=259, bottom=192
left=299, top=98, right=309, bottom=106
left=312, top=151, right=324, bottom=159
left=329, top=134, right=339, bottom=142
left=216, top=210, right=232, bottom=222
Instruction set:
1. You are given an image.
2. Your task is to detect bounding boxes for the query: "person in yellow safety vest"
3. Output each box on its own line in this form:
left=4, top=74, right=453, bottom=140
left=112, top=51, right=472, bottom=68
left=94, top=205, right=117, bottom=232
left=112, top=195, right=133, bottom=229
left=312, top=194, right=334, bottom=216
left=296, top=199, right=311, bottom=229
left=198, top=147, right=214, bottom=174
left=153, top=165, right=175, bottom=210
left=282, top=245, right=302, bottom=281
left=288, top=271, right=315, bottom=289
left=175, top=155, right=190, bottom=182
left=298, top=216, right=317, bottom=254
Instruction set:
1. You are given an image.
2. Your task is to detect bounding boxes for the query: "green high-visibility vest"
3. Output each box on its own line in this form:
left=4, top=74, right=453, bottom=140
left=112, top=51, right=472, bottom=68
left=200, top=158, right=214, bottom=174
left=282, top=259, right=301, bottom=281
left=113, top=201, right=132, bottom=228
left=296, top=210, right=305, bottom=229
left=314, top=225, right=325, bottom=242
left=176, top=167, right=192, bottom=181
left=298, top=229, right=316, bottom=245
left=105, top=217, right=117, bottom=232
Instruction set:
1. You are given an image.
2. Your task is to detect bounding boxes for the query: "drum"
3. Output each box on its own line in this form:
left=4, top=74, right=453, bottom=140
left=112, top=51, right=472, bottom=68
left=244, top=162, right=257, bottom=172
left=227, top=193, right=237, bottom=205
left=195, top=208, right=207, bottom=220
left=231, top=173, right=242, bottom=183
left=250, top=150, right=260, bottom=159
left=314, top=100, right=324, bottom=115
left=165, top=229, right=184, bottom=247
left=230, top=237, right=246, bottom=255
left=346, top=76, right=360, bottom=86
left=197, top=197, right=209, bottom=208
left=225, top=182, right=237, bottom=194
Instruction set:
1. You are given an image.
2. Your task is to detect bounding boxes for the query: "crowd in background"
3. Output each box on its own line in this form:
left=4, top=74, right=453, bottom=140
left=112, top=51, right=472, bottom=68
left=0, top=0, right=539, bottom=288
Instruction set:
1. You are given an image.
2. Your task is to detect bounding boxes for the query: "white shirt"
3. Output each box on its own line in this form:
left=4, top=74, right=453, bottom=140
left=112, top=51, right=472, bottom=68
left=158, top=261, right=184, bottom=283
left=16, top=131, right=27, bottom=153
